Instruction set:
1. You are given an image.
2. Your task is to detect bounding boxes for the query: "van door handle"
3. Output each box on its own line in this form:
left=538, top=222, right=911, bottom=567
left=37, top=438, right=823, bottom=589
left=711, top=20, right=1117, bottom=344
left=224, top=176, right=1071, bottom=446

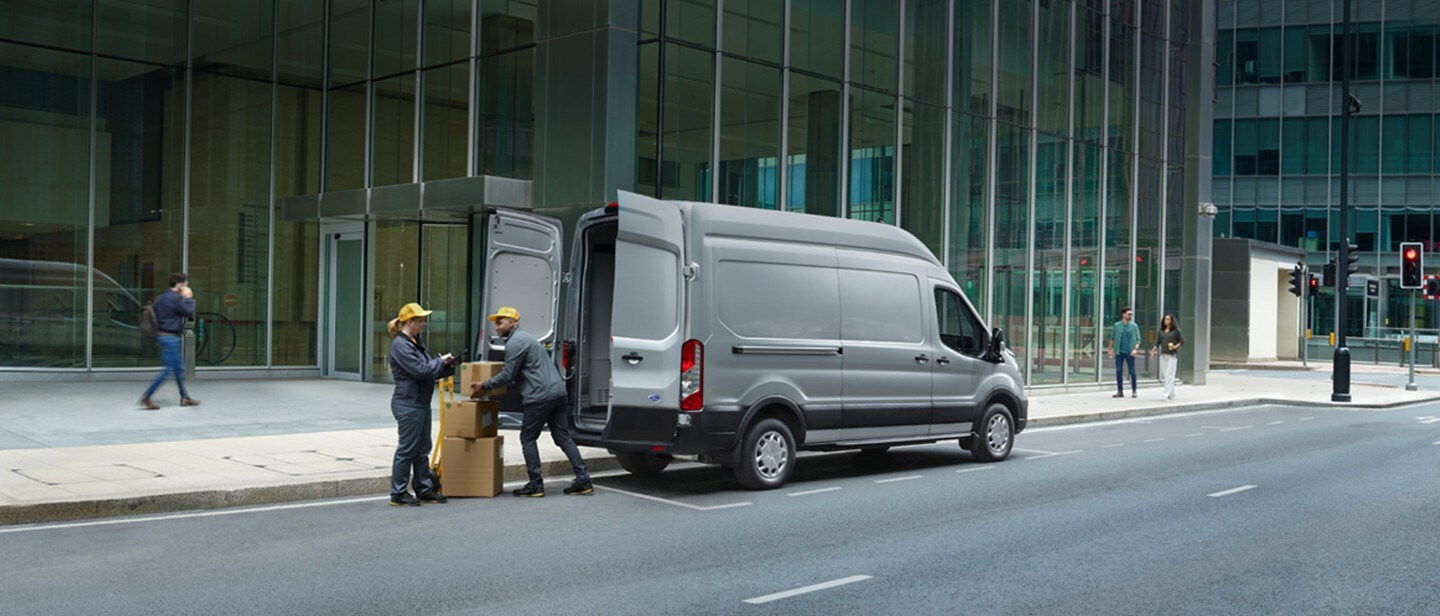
left=936, top=356, right=951, bottom=365
left=914, top=354, right=929, bottom=364
left=621, top=352, right=644, bottom=365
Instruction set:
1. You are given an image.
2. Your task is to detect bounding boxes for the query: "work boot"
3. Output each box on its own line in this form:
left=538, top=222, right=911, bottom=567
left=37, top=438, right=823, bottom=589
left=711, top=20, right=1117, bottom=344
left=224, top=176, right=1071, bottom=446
left=139, top=397, right=159, bottom=410
left=180, top=397, right=201, bottom=407
left=1112, top=392, right=1124, bottom=398
left=389, top=493, right=421, bottom=507
left=512, top=483, right=545, bottom=498
left=418, top=491, right=448, bottom=504
left=563, top=480, right=593, bottom=495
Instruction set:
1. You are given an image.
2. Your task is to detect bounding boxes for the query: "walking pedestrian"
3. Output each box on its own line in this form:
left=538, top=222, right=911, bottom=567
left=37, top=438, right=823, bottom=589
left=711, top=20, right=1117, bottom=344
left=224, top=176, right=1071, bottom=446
left=139, top=273, right=199, bottom=410
left=1105, top=306, right=1141, bottom=398
left=387, top=302, right=455, bottom=507
left=472, top=306, right=592, bottom=497
left=1150, top=313, right=1185, bottom=400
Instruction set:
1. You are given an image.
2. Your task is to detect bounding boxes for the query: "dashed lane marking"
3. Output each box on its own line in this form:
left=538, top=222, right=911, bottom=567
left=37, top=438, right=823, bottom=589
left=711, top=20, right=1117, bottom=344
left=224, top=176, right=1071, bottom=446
left=1416, top=416, right=1440, bottom=424
left=593, top=485, right=752, bottom=511
left=1203, top=425, right=1255, bottom=432
left=1143, top=438, right=1166, bottom=443
left=1184, top=433, right=1205, bottom=438
left=1014, top=448, right=1083, bottom=460
left=1299, top=417, right=1315, bottom=421
left=955, top=466, right=995, bottom=474
left=875, top=475, right=924, bottom=484
left=1208, top=485, right=1257, bottom=498
left=788, top=487, right=842, bottom=497
left=1267, top=421, right=1285, bottom=425
left=1102, top=443, right=1125, bottom=449
left=744, top=575, right=873, bottom=605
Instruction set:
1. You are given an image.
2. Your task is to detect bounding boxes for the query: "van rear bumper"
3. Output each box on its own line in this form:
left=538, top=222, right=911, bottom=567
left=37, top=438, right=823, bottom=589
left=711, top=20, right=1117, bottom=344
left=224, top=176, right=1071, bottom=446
left=572, top=407, right=742, bottom=456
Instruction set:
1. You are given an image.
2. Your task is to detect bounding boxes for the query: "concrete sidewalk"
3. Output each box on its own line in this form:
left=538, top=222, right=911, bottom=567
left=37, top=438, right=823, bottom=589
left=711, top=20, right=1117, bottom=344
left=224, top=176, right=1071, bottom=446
left=3, top=369, right=1440, bottom=525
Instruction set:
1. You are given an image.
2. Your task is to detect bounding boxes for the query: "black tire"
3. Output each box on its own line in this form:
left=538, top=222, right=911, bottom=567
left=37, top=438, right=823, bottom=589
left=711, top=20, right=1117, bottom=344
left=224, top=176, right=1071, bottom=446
left=733, top=418, right=796, bottom=490
left=967, top=403, right=1015, bottom=462
left=615, top=451, right=671, bottom=477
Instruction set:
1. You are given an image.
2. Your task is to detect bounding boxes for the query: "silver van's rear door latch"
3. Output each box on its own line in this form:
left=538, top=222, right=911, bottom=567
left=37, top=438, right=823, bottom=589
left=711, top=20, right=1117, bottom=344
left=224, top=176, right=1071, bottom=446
left=683, top=263, right=699, bottom=281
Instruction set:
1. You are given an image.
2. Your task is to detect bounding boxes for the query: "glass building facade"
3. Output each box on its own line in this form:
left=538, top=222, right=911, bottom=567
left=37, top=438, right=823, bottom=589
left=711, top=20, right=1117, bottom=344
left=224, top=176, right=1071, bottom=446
left=1213, top=0, right=1440, bottom=337
left=1, top=0, right=1211, bottom=387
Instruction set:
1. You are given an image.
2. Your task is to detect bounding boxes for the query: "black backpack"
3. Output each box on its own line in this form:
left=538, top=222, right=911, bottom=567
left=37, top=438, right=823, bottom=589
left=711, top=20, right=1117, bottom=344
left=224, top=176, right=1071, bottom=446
left=140, top=299, right=159, bottom=340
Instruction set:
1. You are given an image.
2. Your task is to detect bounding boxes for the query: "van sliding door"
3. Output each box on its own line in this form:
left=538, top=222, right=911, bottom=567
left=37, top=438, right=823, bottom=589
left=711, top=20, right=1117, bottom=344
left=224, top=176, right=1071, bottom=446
left=604, top=191, right=685, bottom=442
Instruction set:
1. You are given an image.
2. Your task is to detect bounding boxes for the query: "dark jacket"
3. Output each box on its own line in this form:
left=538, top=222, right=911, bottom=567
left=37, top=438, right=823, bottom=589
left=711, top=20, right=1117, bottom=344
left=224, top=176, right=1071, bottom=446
left=154, top=289, right=196, bottom=335
left=481, top=327, right=566, bottom=406
left=389, top=333, right=455, bottom=408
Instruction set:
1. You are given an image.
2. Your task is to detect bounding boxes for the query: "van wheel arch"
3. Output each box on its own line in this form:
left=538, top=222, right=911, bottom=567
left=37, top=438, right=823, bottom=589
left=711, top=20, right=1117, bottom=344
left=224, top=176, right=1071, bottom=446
left=982, top=391, right=1022, bottom=429
left=737, top=399, right=807, bottom=448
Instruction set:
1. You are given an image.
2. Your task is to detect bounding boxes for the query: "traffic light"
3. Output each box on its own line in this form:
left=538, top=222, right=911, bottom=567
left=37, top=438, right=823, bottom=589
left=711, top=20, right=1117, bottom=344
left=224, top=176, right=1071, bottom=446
left=1426, top=276, right=1440, bottom=299
left=1323, top=262, right=1336, bottom=287
left=1287, top=263, right=1305, bottom=297
left=1345, top=241, right=1360, bottom=277
left=1309, top=273, right=1321, bottom=296
left=1401, top=242, right=1423, bottom=289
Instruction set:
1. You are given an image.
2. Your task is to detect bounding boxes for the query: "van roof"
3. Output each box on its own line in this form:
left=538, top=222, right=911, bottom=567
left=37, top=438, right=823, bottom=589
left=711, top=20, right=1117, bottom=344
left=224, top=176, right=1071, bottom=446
left=670, top=200, right=944, bottom=268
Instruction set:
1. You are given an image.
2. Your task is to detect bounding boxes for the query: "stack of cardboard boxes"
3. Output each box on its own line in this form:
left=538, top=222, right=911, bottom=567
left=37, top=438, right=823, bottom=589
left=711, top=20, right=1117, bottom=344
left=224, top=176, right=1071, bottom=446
left=441, top=362, right=507, bottom=497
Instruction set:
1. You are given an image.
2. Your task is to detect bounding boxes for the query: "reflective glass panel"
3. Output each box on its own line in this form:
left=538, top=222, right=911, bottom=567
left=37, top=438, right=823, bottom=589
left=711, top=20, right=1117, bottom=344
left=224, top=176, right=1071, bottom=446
left=723, top=0, right=782, bottom=64
left=848, top=87, right=896, bottom=223
left=0, top=0, right=92, bottom=52
left=426, top=0, right=473, bottom=67
left=901, top=101, right=946, bottom=257
left=423, top=61, right=470, bottom=182
left=372, top=74, right=417, bottom=187
left=949, top=112, right=988, bottom=305
left=954, top=0, right=992, bottom=116
left=478, top=48, right=535, bottom=180
left=718, top=57, right=781, bottom=209
left=850, top=0, right=898, bottom=92
left=1037, top=0, right=1071, bottom=135
left=277, top=1, right=326, bottom=88
left=993, top=121, right=1029, bottom=375
left=193, top=0, right=274, bottom=80
left=97, top=0, right=186, bottom=66
left=660, top=44, right=713, bottom=200
left=997, top=0, right=1032, bottom=125
left=326, top=83, right=368, bottom=191
left=375, top=0, right=421, bottom=78
left=1031, top=133, right=1067, bottom=384
left=791, top=0, right=845, bottom=79
left=903, top=0, right=947, bottom=105
left=786, top=74, right=843, bottom=216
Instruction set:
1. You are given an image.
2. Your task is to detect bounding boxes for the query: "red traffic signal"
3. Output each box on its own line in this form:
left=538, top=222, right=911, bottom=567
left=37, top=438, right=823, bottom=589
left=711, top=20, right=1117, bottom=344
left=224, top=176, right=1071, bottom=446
left=1401, top=242, right=1424, bottom=289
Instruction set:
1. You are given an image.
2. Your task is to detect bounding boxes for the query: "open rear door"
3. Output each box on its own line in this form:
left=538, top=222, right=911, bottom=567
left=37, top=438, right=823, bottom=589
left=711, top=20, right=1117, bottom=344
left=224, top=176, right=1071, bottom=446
left=603, top=191, right=686, bottom=443
left=477, top=209, right=563, bottom=359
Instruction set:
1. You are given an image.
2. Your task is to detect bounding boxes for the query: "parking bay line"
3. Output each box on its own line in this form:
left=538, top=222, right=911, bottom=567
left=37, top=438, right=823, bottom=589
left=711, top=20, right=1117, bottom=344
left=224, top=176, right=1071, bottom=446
left=1208, top=485, right=1257, bottom=498
left=593, top=485, right=752, bottom=511
left=743, top=575, right=873, bottom=605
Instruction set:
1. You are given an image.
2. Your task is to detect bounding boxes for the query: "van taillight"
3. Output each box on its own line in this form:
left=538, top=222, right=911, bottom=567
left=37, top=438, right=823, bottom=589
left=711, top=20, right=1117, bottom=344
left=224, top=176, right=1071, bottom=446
left=562, top=340, right=575, bottom=372
left=680, top=339, right=703, bottom=412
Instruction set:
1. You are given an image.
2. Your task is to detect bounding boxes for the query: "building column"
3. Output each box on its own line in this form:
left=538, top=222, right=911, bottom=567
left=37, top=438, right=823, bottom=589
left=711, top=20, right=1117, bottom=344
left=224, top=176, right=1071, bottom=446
left=534, top=1, right=638, bottom=209
left=1179, top=0, right=1217, bottom=385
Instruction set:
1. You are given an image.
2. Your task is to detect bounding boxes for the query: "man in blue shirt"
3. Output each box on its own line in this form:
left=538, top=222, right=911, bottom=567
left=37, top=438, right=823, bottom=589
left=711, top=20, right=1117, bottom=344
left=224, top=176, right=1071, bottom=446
left=140, top=272, right=199, bottom=409
left=1106, top=306, right=1141, bottom=399
left=474, top=306, right=591, bottom=497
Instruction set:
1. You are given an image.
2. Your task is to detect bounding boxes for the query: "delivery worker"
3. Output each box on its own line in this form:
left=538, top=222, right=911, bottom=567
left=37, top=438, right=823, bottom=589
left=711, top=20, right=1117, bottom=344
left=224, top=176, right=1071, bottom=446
left=473, top=306, right=592, bottom=497
left=387, top=302, right=456, bottom=507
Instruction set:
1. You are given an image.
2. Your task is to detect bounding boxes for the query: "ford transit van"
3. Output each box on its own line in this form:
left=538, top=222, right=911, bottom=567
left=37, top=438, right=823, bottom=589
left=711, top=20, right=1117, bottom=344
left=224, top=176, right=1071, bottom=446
left=478, top=191, right=1027, bottom=490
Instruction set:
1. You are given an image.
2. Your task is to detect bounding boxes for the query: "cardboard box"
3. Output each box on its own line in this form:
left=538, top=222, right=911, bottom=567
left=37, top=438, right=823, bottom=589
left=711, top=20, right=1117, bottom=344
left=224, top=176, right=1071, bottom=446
left=458, top=361, right=507, bottom=398
left=442, top=436, right=504, bottom=498
left=442, top=400, right=499, bottom=438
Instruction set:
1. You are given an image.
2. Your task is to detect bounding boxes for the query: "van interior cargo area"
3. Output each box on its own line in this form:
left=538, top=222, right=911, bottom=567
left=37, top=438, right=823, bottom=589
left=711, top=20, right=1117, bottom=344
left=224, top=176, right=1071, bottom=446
left=575, top=220, right=617, bottom=433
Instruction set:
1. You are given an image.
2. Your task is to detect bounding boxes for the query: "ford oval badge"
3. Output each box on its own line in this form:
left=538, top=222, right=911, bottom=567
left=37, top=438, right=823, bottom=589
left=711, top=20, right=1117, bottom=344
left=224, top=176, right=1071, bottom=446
left=648, top=394, right=661, bottom=403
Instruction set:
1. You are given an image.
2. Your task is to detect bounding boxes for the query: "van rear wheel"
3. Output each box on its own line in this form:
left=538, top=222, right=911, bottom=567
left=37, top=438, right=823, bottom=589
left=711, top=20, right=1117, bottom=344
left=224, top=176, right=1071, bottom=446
left=966, top=403, right=1014, bottom=462
left=615, top=451, right=671, bottom=477
left=734, top=418, right=795, bottom=490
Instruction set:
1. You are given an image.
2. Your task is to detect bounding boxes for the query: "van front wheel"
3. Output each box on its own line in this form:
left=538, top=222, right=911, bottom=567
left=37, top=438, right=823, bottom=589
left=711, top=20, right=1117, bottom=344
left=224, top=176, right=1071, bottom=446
left=967, top=404, right=1015, bottom=462
left=615, top=451, right=671, bottom=477
left=734, top=419, right=795, bottom=490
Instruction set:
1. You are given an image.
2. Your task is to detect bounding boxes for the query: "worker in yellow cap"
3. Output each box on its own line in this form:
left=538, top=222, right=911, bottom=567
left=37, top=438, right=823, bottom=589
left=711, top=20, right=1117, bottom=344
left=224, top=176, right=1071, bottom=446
left=386, top=302, right=456, bottom=506
left=476, top=306, right=591, bottom=496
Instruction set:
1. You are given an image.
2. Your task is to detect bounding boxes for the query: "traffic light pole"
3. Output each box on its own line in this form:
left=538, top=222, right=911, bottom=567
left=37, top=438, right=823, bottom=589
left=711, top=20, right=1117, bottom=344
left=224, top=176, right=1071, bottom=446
left=1408, top=289, right=1417, bottom=391
left=1333, top=0, right=1353, bottom=403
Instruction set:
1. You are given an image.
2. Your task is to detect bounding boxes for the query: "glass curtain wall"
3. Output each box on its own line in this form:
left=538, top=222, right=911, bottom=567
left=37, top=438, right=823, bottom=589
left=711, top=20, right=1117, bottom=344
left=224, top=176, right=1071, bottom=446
left=634, top=0, right=1187, bottom=385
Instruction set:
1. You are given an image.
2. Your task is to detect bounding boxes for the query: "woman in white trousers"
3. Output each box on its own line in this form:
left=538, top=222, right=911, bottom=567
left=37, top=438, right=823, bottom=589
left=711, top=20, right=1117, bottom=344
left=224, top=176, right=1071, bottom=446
left=1150, top=314, right=1185, bottom=400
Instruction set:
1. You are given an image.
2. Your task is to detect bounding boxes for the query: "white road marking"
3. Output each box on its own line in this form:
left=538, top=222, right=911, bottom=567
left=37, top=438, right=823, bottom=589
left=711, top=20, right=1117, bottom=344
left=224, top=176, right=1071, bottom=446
left=1267, top=421, right=1285, bottom=425
left=1014, top=448, right=1082, bottom=460
left=1417, top=417, right=1440, bottom=424
left=0, top=496, right=389, bottom=534
left=1299, top=417, right=1315, bottom=421
left=1102, top=443, right=1125, bottom=449
left=1203, top=425, right=1254, bottom=432
left=592, top=485, right=752, bottom=511
left=1433, top=440, right=1440, bottom=446
left=1143, top=438, right=1166, bottom=443
left=955, top=466, right=995, bottom=474
left=788, top=487, right=842, bottom=497
left=743, top=575, right=873, bottom=605
left=1208, top=485, right=1257, bottom=498
left=875, top=475, right=924, bottom=484
left=1184, top=433, right=1205, bottom=438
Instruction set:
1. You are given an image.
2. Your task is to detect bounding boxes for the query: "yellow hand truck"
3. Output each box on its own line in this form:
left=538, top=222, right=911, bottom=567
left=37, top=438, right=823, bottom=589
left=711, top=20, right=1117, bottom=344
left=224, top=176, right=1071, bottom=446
left=428, top=376, right=455, bottom=491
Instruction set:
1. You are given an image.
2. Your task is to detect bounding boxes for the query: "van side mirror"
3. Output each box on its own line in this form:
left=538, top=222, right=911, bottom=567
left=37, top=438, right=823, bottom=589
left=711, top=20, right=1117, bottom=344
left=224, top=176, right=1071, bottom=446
left=982, top=327, right=1005, bottom=363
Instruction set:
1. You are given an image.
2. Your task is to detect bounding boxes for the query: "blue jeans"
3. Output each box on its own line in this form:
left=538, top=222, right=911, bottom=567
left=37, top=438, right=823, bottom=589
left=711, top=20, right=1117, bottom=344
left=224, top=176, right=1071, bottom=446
left=1115, top=353, right=1137, bottom=393
left=143, top=335, right=189, bottom=400
left=520, top=397, right=589, bottom=485
left=390, top=402, right=436, bottom=497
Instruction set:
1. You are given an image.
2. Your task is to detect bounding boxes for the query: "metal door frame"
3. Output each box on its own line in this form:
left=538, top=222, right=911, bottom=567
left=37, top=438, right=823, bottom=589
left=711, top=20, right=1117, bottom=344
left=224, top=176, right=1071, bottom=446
left=323, top=222, right=365, bottom=380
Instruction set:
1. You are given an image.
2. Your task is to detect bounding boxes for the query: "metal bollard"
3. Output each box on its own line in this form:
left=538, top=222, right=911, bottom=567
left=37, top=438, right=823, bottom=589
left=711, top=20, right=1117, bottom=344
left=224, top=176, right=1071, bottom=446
left=183, top=317, right=197, bottom=381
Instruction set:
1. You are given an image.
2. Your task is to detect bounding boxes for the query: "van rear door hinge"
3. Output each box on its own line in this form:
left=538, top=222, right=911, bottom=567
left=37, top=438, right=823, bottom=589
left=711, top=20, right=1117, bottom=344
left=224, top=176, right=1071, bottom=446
left=683, top=263, right=699, bottom=281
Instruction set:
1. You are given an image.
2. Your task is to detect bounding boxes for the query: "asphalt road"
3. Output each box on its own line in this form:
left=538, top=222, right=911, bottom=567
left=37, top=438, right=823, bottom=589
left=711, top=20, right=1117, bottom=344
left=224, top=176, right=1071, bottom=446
left=4, top=402, right=1440, bottom=615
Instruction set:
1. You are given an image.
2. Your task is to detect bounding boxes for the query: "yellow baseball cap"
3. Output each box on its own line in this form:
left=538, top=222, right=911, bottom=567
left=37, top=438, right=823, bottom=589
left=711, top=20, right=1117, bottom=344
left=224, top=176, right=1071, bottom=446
left=397, top=302, right=433, bottom=322
left=486, top=306, right=520, bottom=322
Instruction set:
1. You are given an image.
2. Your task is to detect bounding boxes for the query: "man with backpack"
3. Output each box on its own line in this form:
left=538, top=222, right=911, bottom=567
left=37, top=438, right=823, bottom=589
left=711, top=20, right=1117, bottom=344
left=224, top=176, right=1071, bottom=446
left=139, top=272, right=200, bottom=410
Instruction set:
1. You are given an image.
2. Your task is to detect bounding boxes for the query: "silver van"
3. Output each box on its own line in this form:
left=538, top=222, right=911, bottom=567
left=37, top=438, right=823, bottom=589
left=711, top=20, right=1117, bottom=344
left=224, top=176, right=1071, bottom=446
left=479, top=191, right=1027, bottom=490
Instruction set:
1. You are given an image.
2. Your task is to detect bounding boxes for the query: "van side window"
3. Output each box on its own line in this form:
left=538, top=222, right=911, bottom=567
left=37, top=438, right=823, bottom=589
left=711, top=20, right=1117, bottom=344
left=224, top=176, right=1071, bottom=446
left=935, top=289, right=985, bottom=357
